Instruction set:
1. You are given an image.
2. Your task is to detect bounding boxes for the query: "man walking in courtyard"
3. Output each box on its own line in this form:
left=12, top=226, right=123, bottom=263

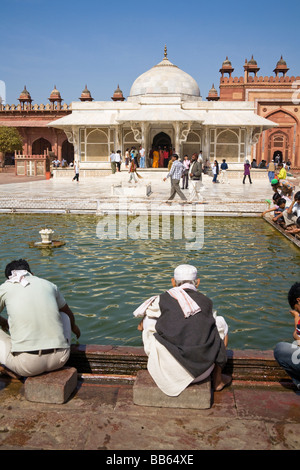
left=163, top=154, right=187, bottom=203
left=139, top=146, right=146, bottom=168
left=110, top=150, right=117, bottom=174
left=189, top=153, right=203, bottom=201
left=0, top=259, right=80, bottom=378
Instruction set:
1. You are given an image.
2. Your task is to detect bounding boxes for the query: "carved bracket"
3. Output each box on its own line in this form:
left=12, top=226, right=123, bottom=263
left=179, top=122, right=192, bottom=144
left=251, top=126, right=263, bottom=145
left=130, top=124, right=142, bottom=144
left=65, top=129, right=79, bottom=155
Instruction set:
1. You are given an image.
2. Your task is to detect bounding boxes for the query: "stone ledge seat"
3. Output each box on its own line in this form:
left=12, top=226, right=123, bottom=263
left=24, top=366, right=78, bottom=404
left=133, top=370, right=212, bottom=409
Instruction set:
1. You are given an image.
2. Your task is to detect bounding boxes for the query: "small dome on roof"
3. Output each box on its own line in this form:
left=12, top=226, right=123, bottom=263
left=222, top=57, right=232, bottom=67
left=276, top=55, right=287, bottom=66
left=80, top=85, right=93, bottom=101
left=19, top=85, right=31, bottom=101
left=111, top=84, right=125, bottom=101
left=248, top=55, right=257, bottom=65
left=49, top=86, right=62, bottom=102
left=207, top=84, right=219, bottom=101
left=209, top=84, right=217, bottom=94
left=273, top=55, right=289, bottom=76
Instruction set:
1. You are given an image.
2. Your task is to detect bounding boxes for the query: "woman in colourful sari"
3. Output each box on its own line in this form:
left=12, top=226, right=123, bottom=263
left=152, top=148, right=159, bottom=168
left=159, top=147, right=164, bottom=167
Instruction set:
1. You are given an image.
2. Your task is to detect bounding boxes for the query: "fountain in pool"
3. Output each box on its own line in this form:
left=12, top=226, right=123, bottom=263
left=29, top=228, right=65, bottom=249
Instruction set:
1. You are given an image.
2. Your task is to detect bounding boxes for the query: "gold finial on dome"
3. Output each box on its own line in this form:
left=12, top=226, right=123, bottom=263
left=164, top=45, right=167, bottom=58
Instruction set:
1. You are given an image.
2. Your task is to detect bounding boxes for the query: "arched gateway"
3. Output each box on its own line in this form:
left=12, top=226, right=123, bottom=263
left=49, top=47, right=276, bottom=170
left=153, top=132, right=172, bottom=150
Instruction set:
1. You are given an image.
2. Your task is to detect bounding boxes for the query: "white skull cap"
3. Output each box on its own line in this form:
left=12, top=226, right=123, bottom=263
left=174, top=264, right=197, bottom=282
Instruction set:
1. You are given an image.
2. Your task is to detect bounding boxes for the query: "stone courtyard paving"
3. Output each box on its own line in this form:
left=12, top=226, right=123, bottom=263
left=1, top=374, right=300, bottom=451
left=0, top=170, right=300, bottom=452
left=0, top=170, right=281, bottom=216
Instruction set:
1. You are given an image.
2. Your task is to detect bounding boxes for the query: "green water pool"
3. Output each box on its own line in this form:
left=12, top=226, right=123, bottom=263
left=0, top=213, right=299, bottom=350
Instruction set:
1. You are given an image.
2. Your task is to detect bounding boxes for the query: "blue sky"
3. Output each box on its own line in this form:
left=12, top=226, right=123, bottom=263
left=1, top=0, right=299, bottom=105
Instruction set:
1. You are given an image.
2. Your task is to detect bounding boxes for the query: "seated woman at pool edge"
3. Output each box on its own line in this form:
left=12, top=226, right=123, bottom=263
left=133, top=264, right=231, bottom=397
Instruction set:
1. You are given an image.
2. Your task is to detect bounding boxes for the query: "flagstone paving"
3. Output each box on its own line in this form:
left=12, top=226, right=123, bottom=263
left=0, top=170, right=299, bottom=451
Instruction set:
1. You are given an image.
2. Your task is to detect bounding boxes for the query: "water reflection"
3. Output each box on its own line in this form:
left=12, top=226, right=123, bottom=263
left=0, top=214, right=299, bottom=350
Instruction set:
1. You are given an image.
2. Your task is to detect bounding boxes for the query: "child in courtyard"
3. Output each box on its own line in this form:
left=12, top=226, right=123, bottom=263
left=128, top=158, right=138, bottom=183
left=261, top=197, right=287, bottom=227
left=275, top=163, right=287, bottom=182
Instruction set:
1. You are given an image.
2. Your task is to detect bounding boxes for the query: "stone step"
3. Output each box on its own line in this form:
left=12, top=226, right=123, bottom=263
left=133, top=370, right=212, bottom=409
left=24, top=367, right=78, bottom=404
left=67, top=346, right=290, bottom=383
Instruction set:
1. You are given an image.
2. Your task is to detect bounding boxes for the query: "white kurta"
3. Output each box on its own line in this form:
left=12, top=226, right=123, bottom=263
left=141, top=297, right=227, bottom=397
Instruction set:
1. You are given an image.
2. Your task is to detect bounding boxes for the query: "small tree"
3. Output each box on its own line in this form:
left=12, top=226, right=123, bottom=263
left=0, top=126, right=23, bottom=167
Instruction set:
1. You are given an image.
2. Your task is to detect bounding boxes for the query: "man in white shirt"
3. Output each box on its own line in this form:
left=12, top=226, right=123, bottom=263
left=110, top=151, right=117, bottom=174
left=72, top=161, right=79, bottom=182
left=189, top=154, right=203, bottom=201
left=163, top=155, right=187, bottom=202
left=115, top=150, right=122, bottom=172
left=139, top=146, right=146, bottom=168
left=0, top=259, right=80, bottom=377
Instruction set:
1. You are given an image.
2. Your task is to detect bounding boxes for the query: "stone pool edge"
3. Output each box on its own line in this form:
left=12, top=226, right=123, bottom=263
left=66, top=344, right=292, bottom=386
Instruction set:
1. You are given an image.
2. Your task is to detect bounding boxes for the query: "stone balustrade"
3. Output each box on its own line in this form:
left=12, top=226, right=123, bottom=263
left=221, top=75, right=300, bottom=85
left=0, top=102, right=71, bottom=112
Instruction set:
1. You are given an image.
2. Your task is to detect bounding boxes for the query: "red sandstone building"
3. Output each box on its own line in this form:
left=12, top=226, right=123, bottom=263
left=0, top=56, right=299, bottom=171
left=208, top=56, right=300, bottom=166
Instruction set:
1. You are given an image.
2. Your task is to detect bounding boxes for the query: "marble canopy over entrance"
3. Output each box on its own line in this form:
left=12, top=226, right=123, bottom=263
left=49, top=48, right=276, bottom=168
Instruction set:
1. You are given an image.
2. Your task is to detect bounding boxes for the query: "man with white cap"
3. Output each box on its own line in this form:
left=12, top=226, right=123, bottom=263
left=133, top=264, right=230, bottom=396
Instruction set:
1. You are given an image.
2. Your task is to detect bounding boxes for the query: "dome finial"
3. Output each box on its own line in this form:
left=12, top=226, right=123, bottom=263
left=164, top=44, right=167, bottom=58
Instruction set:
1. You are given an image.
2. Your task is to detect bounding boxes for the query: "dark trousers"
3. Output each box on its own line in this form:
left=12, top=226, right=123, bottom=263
left=274, top=342, right=300, bottom=389
left=182, top=173, right=188, bottom=189
left=169, top=179, right=187, bottom=201
left=73, top=173, right=79, bottom=181
left=243, top=175, right=252, bottom=184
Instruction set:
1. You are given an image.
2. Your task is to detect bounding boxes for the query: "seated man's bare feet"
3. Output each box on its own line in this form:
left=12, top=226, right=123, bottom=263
left=214, top=374, right=232, bottom=391
left=212, top=365, right=232, bottom=391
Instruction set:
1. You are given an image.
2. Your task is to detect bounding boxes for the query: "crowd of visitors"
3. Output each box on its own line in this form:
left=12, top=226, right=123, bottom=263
left=261, top=162, right=300, bottom=239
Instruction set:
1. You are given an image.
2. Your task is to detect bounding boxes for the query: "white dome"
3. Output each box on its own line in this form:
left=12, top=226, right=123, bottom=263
left=129, top=55, right=201, bottom=101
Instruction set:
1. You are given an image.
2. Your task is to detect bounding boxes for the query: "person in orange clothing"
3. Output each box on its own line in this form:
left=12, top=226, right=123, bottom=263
left=152, top=148, right=159, bottom=168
